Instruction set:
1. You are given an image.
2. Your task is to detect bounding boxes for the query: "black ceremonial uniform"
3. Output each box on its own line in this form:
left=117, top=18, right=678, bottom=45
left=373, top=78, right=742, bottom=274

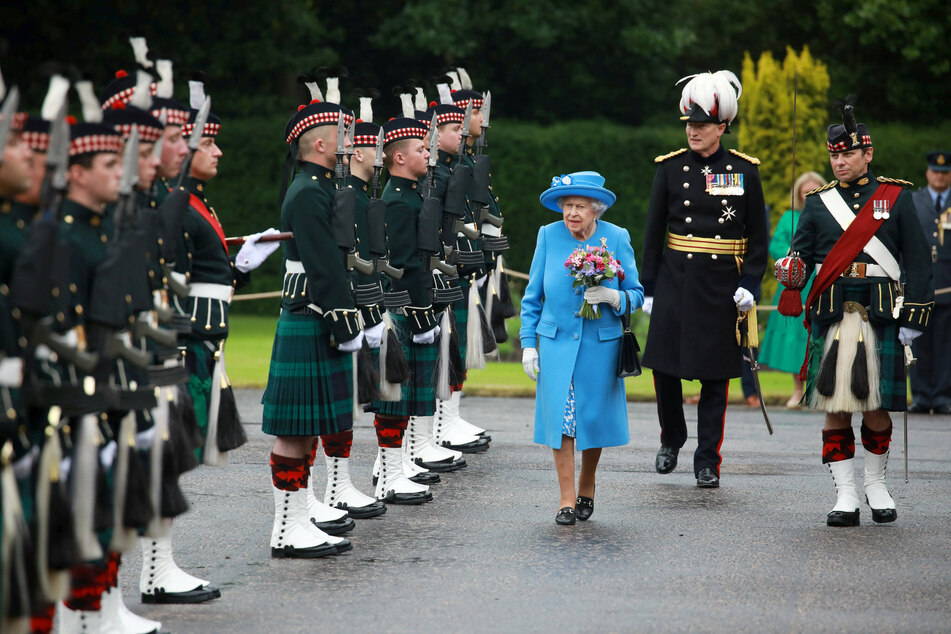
left=909, top=185, right=951, bottom=411
left=641, top=146, right=769, bottom=379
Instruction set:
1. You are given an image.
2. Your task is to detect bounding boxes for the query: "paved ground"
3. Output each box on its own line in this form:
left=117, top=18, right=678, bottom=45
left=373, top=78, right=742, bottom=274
left=117, top=391, right=951, bottom=633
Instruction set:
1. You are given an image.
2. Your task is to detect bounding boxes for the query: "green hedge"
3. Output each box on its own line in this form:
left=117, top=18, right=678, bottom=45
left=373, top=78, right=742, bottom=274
left=213, top=116, right=951, bottom=315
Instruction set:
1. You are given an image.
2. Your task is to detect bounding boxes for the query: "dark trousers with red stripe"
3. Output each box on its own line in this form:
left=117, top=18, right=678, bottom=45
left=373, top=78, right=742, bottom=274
left=654, top=370, right=729, bottom=477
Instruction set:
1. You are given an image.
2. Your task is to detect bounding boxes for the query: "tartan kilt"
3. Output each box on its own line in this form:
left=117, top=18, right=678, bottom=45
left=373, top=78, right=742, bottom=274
left=804, top=286, right=906, bottom=412
left=261, top=310, right=353, bottom=437
left=369, top=312, right=438, bottom=417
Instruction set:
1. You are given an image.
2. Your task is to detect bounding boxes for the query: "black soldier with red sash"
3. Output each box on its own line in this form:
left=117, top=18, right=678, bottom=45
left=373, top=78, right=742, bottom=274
left=778, top=98, right=934, bottom=527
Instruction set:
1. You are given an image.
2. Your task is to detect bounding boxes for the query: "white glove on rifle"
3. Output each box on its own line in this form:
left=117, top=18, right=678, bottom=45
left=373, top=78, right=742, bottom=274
left=364, top=321, right=386, bottom=349
left=583, top=286, right=621, bottom=310
left=733, top=287, right=755, bottom=312
left=235, top=228, right=282, bottom=273
left=522, top=347, right=539, bottom=382
left=642, top=296, right=653, bottom=316
left=898, top=327, right=922, bottom=346
left=412, top=326, right=440, bottom=345
left=338, top=331, right=365, bottom=352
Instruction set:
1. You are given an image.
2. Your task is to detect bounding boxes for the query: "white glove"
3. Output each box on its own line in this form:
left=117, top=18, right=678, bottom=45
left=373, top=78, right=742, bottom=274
left=235, top=228, right=282, bottom=273
left=364, top=321, right=386, bottom=349
left=733, top=287, right=755, bottom=312
left=583, top=286, right=621, bottom=310
left=898, top=327, right=922, bottom=346
left=642, top=296, right=653, bottom=315
left=521, top=347, right=539, bottom=381
left=338, top=331, right=365, bottom=352
left=475, top=275, right=487, bottom=289
left=412, top=326, right=440, bottom=345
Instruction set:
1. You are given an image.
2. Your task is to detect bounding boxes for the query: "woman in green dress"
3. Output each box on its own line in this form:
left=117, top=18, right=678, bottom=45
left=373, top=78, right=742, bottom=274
left=760, top=171, right=826, bottom=407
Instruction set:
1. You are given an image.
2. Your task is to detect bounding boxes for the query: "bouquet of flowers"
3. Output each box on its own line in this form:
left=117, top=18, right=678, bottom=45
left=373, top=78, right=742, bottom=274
left=564, top=238, right=625, bottom=319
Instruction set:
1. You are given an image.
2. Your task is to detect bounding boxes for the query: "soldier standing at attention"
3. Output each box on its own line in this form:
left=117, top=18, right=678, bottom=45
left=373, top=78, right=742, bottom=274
left=640, top=70, right=768, bottom=489
left=909, top=150, right=951, bottom=414
left=785, top=100, right=933, bottom=526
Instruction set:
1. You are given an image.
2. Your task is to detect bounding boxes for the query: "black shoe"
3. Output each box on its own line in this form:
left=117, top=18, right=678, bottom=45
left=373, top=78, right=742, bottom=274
left=907, top=403, right=931, bottom=414
left=313, top=516, right=355, bottom=535
left=696, top=467, right=720, bottom=488
left=655, top=446, right=679, bottom=474
left=866, top=496, right=898, bottom=523
left=332, top=538, right=353, bottom=554
left=555, top=507, right=575, bottom=525
left=826, top=509, right=860, bottom=527
left=270, top=543, right=338, bottom=559
left=141, top=584, right=221, bottom=604
left=381, top=490, right=433, bottom=505
left=575, top=496, right=594, bottom=521
left=334, top=500, right=387, bottom=519
left=409, top=471, right=441, bottom=485
left=440, top=437, right=490, bottom=453
left=413, top=456, right=467, bottom=472
left=934, top=404, right=951, bottom=415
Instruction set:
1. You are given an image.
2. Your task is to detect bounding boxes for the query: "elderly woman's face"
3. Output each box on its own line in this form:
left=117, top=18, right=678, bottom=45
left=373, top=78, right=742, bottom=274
left=561, top=195, right=598, bottom=239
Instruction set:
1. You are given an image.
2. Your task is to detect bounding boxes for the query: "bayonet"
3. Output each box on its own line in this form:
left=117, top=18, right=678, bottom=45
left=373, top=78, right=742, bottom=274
left=371, top=130, right=384, bottom=198
left=477, top=91, right=490, bottom=153
left=457, top=100, right=472, bottom=156
left=152, top=108, right=167, bottom=160
left=119, top=127, right=140, bottom=198
left=0, top=86, right=19, bottom=161
left=334, top=112, right=347, bottom=182
left=42, top=102, right=70, bottom=212
left=175, top=96, right=210, bottom=187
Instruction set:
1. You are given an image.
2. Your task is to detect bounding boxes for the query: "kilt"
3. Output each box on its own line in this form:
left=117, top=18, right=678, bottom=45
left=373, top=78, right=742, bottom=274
left=182, top=336, right=218, bottom=439
left=369, top=312, right=438, bottom=417
left=804, top=286, right=905, bottom=412
left=261, top=310, right=354, bottom=437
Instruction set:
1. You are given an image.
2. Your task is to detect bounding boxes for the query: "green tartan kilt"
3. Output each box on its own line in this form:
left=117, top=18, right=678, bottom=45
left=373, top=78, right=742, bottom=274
left=805, top=286, right=906, bottom=412
left=261, top=310, right=354, bottom=437
left=369, top=312, right=438, bottom=417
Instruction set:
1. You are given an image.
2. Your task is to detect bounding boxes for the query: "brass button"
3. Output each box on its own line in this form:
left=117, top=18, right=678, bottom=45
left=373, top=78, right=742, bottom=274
left=853, top=204, right=860, bottom=210
left=726, top=165, right=733, bottom=171
left=685, top=217, right=692, bottom=223
left=686, top=253, right=693, bottom=260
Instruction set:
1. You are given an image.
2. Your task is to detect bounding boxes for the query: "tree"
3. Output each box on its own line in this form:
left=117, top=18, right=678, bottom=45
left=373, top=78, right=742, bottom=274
left=739, top=46, right=830, bottom=229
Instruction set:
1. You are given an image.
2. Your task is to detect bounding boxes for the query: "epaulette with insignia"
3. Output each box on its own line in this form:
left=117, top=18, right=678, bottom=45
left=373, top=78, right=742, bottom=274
left=728, top=149, right=761, bottom=165
left=806, top=181, right=837, bottom=196
left=654, top=148, right=687, bottom=163
left=877, top=176, right=914, bottom=188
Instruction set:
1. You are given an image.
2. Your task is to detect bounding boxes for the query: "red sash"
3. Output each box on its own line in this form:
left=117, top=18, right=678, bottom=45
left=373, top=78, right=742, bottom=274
left=189, top=193, right=229, bottom=255
left=797, top=182, right=903, bottom=379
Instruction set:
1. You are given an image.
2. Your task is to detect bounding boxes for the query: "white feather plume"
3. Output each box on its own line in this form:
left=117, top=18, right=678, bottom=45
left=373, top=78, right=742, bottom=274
left=456, top=67, right=472, bottom=90
left=41, top=74, right=71, bottom=121
left=359, top=96, right=373, bottom=123
left=448, top=71, right=462, bottom=91
left=304, top=80, right=323, bottom=102
left=129, top=71, right=153, bottom=110
left=325, top=77, right=340, bottom=104
left=414, top=87, right=427, bottom=112
left=676, top=70, right=742, bottom=124
left=129, top=36, right=154, bottom=69
left=155, top=60, right=173, bottom=98
left=437, top=83, right=452, bottom=105
left=76, top=81, right=102, bottom=123
left=399, top=93, right=414, bottom=118
left=188, top=80, right=205, bottom=110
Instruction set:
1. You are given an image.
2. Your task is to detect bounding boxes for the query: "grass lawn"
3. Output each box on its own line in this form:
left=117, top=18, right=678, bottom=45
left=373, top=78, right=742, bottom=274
left=226, top=314, right=811, bottom=405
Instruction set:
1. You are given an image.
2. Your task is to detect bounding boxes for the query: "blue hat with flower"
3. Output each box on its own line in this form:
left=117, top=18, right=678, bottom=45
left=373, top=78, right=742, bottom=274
left=539, top=171, right=616, bottom=212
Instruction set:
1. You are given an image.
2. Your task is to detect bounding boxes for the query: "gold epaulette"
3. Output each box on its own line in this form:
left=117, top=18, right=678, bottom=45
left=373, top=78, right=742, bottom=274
left=877, top=176, right=914, bottom=188
left=806, top=181, right=837, bottom=196
left=728, top=149, right=761, bottom=165
left=654, top=148, right=687, bottom=163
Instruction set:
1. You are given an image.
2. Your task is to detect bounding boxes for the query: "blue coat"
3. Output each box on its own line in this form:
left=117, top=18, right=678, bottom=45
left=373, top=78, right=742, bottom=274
left=520, top=220, right=644, bottom=450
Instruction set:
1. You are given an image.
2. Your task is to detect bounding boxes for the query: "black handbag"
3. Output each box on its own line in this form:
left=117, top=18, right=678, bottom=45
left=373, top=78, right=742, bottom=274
left=617, top=295, right=642, bottom=378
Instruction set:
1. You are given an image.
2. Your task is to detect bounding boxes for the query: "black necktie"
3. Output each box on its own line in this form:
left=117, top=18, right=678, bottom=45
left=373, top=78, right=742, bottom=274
left=938, top=193, right=944, bottom=214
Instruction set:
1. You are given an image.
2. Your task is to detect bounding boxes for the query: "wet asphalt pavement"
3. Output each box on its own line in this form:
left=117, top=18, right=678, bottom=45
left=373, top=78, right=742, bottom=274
left=116, top=391, right=951, bottom=633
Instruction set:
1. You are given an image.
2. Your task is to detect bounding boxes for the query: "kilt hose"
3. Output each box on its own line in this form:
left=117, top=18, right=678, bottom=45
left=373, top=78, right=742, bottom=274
left=369, top=312, right=438, bottom=417
left=261, top=310, right=354, bottom=437
left=805, top=286, right=906, bottom=412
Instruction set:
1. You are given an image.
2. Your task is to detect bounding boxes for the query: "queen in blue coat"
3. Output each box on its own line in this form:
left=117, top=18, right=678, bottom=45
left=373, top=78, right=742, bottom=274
left=520, top=172, right=644, bottom=525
